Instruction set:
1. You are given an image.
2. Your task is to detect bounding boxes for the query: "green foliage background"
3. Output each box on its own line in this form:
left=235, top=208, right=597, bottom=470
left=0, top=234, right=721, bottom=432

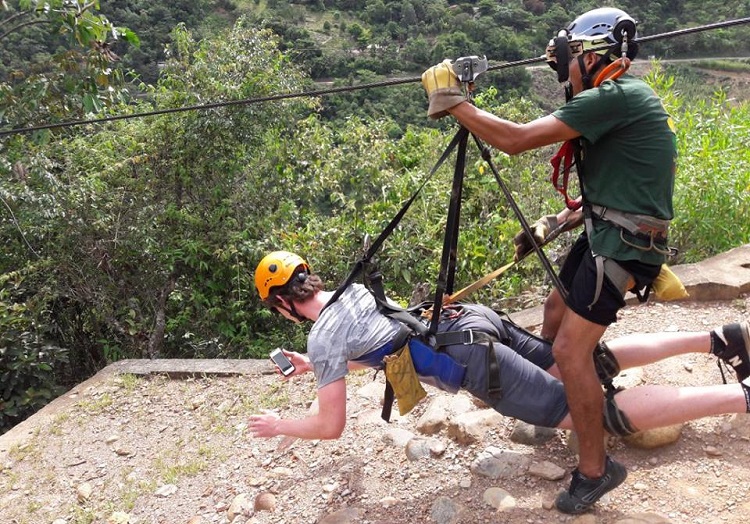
left=1, top=1, right=749, bottom=433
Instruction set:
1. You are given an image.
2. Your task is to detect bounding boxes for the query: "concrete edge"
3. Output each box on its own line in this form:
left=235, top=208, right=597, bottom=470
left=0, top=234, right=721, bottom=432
left=0, top=359, right=272, bottom=460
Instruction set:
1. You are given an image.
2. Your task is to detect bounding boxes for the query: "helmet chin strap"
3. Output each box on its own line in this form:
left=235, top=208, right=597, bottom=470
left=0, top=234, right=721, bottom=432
left=572, top=52, right=613, bottom=97
left=276, top=301, right=309, bottom=323
left=563, top=55, right=590, bottom=102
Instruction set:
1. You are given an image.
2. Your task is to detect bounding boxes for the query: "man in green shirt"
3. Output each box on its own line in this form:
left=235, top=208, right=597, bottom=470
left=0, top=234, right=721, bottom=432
left=421, top=6, right=681, bottom=514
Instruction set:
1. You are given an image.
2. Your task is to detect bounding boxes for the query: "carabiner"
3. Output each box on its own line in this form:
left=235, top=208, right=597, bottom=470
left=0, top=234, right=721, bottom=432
left=594, top=31, right=632, bottom=87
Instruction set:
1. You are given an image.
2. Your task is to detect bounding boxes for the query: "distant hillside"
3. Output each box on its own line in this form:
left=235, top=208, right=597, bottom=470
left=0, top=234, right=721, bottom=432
left=4, top=0, right=748, bottom=86
left=528, top=59, right=750, bottom=114
left=2, top=0, right=748, bottom=129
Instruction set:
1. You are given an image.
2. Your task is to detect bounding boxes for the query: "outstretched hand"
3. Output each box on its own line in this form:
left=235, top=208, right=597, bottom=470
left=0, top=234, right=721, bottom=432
left=249, top=409, right=281, bottom=438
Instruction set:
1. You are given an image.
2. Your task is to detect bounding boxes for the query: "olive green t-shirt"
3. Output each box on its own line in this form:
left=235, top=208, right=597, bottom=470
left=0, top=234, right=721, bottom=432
left=552, top=75, right=677, bottom=264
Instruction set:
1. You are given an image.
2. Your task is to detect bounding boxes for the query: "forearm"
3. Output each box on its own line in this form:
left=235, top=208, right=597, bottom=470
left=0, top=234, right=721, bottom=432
left=558, top=204, right=583, bottom=231
left=448, top=104, right=580, bottom=155
left=250, top=379, right=347, bottom=441
left=448, top=102, right=528, bottom=154
left=275, top=414, right=343, bottom=440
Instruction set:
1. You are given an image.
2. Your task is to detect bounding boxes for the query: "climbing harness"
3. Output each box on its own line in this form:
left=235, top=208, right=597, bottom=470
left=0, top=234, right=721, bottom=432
left=587, top=204, right=671, bottom=255
left=545, top=10, right=678, bottom=309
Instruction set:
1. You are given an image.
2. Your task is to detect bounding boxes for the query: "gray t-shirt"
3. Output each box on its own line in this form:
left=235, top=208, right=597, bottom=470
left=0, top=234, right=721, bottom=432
left=308, top=284, right=403, bottom=388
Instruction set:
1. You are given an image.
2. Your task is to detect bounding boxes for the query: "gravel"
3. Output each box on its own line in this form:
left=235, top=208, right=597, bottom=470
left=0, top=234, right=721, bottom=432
left=1, top=296, right=749, bottom=524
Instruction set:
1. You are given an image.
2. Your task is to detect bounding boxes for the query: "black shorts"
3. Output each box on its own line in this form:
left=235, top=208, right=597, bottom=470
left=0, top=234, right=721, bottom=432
left=559, top=234, right=661, bottom=326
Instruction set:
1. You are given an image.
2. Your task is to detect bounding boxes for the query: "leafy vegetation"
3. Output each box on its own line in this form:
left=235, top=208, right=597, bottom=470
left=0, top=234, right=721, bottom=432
left=5, top=1, right=749, bottom=128
left=1, top=2, right=749, bottom=434
left=0, top=273, right=69, bottom=431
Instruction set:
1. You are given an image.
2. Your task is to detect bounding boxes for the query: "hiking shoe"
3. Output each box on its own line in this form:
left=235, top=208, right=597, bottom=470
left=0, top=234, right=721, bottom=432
left=711, top=320, right=750, bottom=382
left=555, top=456, right=627, bottom=515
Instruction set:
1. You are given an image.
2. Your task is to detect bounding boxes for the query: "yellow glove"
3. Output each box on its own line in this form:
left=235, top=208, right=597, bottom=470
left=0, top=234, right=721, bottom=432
left=513, top=215, right=558, bottom=262
left=421, top=59, right=465, bottom=119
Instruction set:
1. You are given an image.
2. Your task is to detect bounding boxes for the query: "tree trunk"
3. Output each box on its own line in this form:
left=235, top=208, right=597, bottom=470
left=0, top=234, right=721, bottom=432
left=146, top=274, right=177, bottom=359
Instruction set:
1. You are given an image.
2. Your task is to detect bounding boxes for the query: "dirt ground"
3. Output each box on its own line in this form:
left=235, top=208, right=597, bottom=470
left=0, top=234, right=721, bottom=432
left=1, top=296, right=750, bottom=524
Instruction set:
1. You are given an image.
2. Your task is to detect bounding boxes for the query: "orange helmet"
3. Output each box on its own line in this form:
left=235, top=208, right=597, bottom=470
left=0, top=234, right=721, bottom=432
left=255, top=251, right=309, bottom=301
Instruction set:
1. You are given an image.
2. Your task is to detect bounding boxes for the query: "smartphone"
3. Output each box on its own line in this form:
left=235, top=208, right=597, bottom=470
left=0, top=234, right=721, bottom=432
left=269, top=348, right=295, bottom=376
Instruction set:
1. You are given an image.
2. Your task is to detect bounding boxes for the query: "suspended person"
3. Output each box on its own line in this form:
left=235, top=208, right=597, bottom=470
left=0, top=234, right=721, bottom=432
left=420, top=7, right=682, bottom=513
left=248, top=251, right=750, bottom=513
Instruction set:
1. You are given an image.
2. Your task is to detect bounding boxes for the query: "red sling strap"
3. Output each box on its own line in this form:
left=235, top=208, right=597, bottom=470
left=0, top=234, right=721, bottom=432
left=550, top=139, right=582, bottom=211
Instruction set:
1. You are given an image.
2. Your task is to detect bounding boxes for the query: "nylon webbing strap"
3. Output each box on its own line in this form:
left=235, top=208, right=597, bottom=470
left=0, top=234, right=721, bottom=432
left=429, top=127, right=470, bottom=335
left=471, top=133, right=568, bottom=298
left=434, top=329, right=496, bottom=346
left=416, top=220, right=568, bottom=322
left=381, top=381, right=395, bottom=421
left=550, top=140, right=583, bottom=211
left=323, top=127, right=469, bottom=311
left=445, top=261, right=514, bottom=305
left=367, top=269, right=428, bottom=337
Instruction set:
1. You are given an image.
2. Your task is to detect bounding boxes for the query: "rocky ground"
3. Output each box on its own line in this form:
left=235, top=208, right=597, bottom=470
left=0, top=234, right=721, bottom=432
left=1, top=296, right=750, bottom=524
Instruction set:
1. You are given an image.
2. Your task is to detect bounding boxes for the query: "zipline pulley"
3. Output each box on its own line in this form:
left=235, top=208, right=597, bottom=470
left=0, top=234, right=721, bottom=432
left=452, top=55, right=489, bottom=84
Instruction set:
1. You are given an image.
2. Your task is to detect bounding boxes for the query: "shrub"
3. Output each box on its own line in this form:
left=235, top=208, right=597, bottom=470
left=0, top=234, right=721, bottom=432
left=0, top=287, right=69, bottom=434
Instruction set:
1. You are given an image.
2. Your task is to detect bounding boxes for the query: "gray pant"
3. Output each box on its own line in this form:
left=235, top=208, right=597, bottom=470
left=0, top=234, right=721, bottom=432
left=438, top=305, right=569, bottom=428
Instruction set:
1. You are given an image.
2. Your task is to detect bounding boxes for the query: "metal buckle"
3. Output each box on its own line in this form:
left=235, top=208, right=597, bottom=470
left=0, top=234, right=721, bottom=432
left=452, top=56, right=488, bottom=83
left=462, top=329, right=475, bottom=345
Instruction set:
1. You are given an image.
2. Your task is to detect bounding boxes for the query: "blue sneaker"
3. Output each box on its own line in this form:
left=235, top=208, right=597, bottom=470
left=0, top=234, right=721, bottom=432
left=555, top=455, right=627, bottom=514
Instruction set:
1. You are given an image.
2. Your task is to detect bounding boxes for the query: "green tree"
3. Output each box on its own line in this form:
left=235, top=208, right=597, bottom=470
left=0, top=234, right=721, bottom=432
left=402, top=34, right=431, bottom=65
left=1, top=20, right=315, bottom=382
left=364, top=0, right=389, bottom=24
left=0, top=0, right=138, bottom=130
left=400, top=1, right=418, bottom=27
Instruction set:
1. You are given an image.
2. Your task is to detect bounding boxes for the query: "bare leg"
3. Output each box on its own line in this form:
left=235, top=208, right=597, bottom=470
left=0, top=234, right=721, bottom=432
left=605, top=331, right=710, bottom=370
left=541, top=288, right=566, bottom=340
left=556, top=382, right=747, bottom=431
left=553, top=309, right=608, bottom=477
left=545, top=331, right=711, bottom=381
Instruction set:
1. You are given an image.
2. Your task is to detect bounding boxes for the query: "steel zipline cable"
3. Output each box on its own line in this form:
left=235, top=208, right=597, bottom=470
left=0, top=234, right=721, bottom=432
left=1, top=16, right=749, bottom=138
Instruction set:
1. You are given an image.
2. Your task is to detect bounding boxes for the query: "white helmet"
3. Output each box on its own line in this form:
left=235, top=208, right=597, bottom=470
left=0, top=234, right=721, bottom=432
left=546, top=7, right=638, bottom=82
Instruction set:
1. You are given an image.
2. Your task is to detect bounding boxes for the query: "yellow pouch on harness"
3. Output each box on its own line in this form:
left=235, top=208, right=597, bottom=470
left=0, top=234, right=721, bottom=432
left=652, top=263, right=689, bottom=301
left=384, top=344, right=427, bottom=416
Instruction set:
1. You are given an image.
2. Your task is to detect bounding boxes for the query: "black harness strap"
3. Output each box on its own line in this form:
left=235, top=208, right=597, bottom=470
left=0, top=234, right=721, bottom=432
left=472, top=133, right=568, bottom=298
left=320, top=127, right=472, bottom=423
left=429, top=127, right=470, bottom=335
left=323, top=127, right=469, bottom=312
left=366, top=268, right=429, bottom=338
left=381, top=380, right=395, bottom=422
